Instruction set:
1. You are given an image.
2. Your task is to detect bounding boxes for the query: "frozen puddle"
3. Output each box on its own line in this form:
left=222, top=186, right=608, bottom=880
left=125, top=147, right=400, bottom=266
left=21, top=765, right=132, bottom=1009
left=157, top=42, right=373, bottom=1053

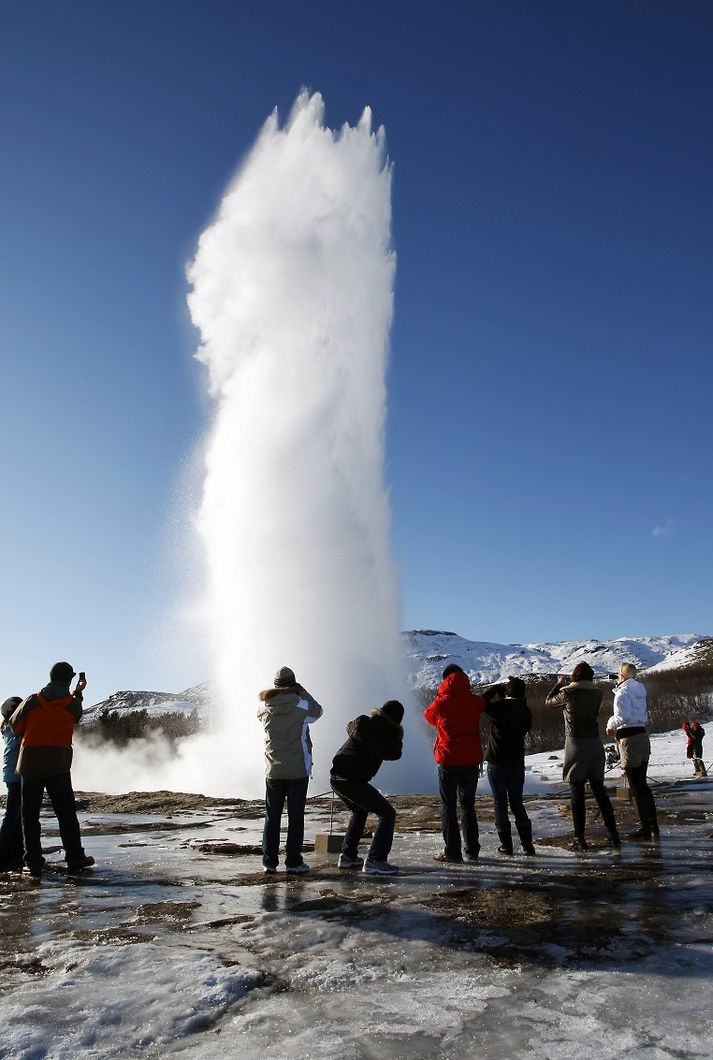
left=1, top=784, right=711, bottom=1059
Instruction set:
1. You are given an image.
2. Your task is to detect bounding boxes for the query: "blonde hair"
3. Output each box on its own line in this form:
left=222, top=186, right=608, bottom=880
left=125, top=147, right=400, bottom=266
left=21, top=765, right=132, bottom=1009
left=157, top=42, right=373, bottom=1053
left=619, top=662, right=637, bottom=680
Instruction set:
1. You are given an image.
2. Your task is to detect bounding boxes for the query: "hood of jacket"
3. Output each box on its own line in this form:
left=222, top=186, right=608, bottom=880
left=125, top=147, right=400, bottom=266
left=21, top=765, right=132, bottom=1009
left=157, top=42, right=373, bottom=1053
left=258, top=686, right=302, bottom=711
left=39, top=681, right=73, bottom=702
left=439, top=671, right=472, bottom=697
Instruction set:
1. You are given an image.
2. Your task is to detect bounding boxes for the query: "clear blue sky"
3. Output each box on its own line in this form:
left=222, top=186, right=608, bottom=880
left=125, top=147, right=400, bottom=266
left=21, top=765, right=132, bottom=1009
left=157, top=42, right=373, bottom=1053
left=1, top=2, right=711, bottom=702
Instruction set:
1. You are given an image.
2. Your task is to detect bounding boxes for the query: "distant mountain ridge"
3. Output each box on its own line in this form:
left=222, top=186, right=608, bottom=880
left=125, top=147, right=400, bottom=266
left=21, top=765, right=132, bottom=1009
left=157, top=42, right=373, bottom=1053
left=85, top=631, right=707, bottom=719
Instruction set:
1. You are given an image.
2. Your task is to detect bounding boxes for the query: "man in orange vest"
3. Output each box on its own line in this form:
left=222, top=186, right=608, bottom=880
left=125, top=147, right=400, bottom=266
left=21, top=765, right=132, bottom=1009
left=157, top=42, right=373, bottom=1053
left=10, top=661, right=94, bottom=877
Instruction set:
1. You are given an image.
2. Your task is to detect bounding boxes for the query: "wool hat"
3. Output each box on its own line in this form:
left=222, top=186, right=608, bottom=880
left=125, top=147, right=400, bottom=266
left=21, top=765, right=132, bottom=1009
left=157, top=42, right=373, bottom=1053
left=442, top=664, right=464, bottom=679
left=1, top=696, right=21, bottom=721
left=381, top=699, right=404, bottom=723
left=274, top=666, right=296, bottom=688
left=50, top=661, right=75, bottom=683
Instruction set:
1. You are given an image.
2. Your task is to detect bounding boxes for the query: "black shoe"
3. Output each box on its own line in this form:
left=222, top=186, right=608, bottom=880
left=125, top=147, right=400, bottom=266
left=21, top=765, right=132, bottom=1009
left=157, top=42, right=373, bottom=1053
left=607, top=831, right=621, bottom=850
left=571, top=836, right=588, bottom=852
left=67, top=854, right=95, bottom=872
left=625, top=828, right=652, bottom=841
left=24, top=858, right=46, bottom=878
left=497, top=845, right=514, bottom=855
left=433, top=851, right=464, bottom=863
left=523, top=843, right=536, bottom=856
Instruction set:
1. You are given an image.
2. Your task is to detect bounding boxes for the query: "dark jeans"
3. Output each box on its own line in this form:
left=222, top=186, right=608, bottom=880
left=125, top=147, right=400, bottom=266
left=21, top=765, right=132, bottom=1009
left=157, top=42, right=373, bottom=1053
left=437, top=765, right=479, bottom=859
left=262, top=776, right=309, bottom=869
left=487, top=764, right=531, bottom=841
left=0, top=782, right=23, bottom=867
left=625, top=760, right=658, bottom=833
left=331, top=776, right=396, bottom=862
left=570, top=777, right=618, bottom=839
left=21, top=773, right=84, bottom=869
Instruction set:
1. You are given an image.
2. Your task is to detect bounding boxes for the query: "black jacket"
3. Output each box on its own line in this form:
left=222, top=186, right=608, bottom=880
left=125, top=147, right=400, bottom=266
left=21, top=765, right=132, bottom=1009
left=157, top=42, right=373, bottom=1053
left=331, top=709, right=403, bottom=783
left=482, top=689, right=532, bottom=768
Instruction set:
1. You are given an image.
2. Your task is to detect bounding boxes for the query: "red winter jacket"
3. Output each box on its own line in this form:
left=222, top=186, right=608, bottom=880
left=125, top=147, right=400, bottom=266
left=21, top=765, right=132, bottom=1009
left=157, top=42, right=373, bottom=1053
left=423, top=671, right=485, bottom=767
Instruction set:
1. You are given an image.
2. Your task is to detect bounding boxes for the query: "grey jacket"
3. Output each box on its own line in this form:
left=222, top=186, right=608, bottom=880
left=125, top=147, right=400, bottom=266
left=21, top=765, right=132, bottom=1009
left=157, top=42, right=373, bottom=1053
left=545, top=680, right=602, bottom=740
left=257, top=684, right=323, bottom=779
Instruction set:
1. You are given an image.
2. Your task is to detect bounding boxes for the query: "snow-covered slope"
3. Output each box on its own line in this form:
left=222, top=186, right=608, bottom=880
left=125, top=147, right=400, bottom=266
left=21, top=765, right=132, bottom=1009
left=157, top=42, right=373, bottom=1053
left=85, top=632, right=708, bottom=719
left=405, top=630, right=704, bottom=690
left=83, top=684, right=211, bottom=721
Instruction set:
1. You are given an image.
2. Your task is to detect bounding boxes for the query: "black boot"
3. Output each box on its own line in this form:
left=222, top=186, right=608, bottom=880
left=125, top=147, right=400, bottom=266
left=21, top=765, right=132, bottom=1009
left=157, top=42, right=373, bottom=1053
left=516, top=821, right=536, bottom=856
left=497, top=830, right=514, bottom=855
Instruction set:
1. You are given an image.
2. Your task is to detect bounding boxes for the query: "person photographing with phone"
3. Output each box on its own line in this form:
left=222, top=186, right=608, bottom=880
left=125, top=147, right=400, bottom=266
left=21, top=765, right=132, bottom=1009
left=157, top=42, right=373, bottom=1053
left=9, top=662, right=94, bottom=877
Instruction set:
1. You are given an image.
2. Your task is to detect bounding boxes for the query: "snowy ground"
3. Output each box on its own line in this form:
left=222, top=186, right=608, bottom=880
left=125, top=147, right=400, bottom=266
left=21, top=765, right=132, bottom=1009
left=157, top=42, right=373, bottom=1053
left=1, top=734, right=711, bottom=1060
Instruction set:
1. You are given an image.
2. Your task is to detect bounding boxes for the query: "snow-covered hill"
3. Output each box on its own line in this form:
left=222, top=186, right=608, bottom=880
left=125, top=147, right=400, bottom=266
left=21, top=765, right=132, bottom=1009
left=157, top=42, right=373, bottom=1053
left=83, top=684, right=211, bottom=721
left=85, top=632, right=707, bottom=718
left=404, top=630, right=705, bottom=690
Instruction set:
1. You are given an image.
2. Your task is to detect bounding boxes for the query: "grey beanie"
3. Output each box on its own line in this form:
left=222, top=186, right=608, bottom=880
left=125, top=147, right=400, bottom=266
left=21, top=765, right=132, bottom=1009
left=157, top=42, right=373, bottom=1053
left=274, top=666, right=296, bottom=688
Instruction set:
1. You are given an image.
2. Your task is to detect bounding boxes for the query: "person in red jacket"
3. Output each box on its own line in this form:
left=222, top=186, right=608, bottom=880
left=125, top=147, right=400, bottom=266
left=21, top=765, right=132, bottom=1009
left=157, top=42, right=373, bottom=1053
left=10, top=662, right=94, bottom=877
left=424, top=664, right=485, bottom=862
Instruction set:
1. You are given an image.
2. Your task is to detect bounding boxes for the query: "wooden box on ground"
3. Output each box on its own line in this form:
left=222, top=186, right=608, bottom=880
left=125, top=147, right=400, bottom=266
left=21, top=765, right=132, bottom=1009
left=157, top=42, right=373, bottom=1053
left=314, top=832, right=344, bottom=854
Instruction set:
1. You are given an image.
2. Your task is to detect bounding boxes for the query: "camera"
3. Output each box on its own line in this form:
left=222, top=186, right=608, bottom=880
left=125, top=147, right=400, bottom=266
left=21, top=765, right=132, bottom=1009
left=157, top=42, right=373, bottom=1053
left=78, top=671, right=86, bottom=682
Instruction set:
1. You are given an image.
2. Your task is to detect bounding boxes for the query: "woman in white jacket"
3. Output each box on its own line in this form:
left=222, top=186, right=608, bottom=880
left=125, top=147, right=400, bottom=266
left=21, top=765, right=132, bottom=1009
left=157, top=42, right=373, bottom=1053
left=606, top=663, right=659, bottom=840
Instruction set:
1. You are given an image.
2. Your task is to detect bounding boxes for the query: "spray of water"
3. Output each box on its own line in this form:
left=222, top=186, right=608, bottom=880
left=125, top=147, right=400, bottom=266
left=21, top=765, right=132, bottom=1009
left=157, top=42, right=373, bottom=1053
left=184, top=90, right=431, bottom=795
left=73, top=91, right=431, bottom=796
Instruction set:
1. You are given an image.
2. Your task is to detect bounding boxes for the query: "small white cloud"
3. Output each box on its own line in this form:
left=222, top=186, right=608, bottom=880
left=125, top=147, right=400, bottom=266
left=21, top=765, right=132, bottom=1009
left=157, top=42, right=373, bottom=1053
left=652, top=519, right=676, bottom=538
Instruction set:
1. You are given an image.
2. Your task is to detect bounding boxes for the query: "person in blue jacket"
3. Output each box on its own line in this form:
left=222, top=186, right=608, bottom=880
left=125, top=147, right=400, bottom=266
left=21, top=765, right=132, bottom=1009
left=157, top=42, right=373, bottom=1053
left=0, top=696, right=23, bottom=871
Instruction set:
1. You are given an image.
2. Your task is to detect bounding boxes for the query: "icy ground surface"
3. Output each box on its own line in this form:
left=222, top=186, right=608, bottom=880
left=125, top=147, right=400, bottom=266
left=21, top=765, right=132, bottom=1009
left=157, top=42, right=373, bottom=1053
left=1, top=743, right=711, bottom=1059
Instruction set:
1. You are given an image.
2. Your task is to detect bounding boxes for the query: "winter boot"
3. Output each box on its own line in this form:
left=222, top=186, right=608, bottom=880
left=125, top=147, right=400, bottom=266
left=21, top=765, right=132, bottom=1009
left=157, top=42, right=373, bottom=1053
left=570, top=835, right=587, bottom=852
left=606, top=828, right=621, bottom=850
left=516, top=821, right=536, bottom=856
left=497, top=831, right=514, bottom=856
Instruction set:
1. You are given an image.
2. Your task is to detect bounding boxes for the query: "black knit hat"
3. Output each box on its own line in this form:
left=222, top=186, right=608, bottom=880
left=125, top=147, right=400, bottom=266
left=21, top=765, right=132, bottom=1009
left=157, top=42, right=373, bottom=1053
left=274, top=666, right=296, bottom=687
left=442, top=664, right=464, bottom=679
left=505, top=677, right=527, bottom=700
left=1, top=696, right=21, bottom=721
left=50, top=661, right=75, bottom=683
left=381, top=699, right=404, bottom=723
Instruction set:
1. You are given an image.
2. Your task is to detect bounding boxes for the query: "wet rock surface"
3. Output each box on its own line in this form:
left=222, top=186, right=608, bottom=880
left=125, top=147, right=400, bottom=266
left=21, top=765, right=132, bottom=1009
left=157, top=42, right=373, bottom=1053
left=1, top=779, right=711, bottom=1058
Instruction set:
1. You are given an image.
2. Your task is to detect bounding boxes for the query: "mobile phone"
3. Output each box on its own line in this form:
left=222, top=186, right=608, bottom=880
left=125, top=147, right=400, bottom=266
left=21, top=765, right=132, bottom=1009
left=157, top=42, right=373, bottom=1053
left=79, top=671, right=86, bottom=681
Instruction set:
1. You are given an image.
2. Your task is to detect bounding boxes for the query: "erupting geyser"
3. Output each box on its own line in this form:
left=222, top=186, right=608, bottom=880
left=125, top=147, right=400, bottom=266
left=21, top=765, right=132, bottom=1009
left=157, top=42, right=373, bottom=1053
left=186, top=91, right=418, bottom=794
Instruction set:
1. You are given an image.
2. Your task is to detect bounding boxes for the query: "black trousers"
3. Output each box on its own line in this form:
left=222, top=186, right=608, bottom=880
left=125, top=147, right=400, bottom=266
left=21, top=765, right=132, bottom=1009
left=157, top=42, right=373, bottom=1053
left=625, top=761, right=658, bottom=833
left=21, top=773, right=84, bottom=869
left=570, top=777, right=617, bottom=838
left=0, top=782, right=23, bottom=867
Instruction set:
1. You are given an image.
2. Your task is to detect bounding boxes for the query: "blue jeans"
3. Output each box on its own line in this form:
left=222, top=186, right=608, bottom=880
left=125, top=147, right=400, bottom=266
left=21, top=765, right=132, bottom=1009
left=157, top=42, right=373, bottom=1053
left=0, top=782, right=23, bottom=867
left=21, top=773, right=85, bottom=869
left=487, top=764, right=531, bottom=841
left=262, top=776, right=309, bottom=869
left=330, top=776, right=396, bottom=862
left=437, top=765, right=480, bottom=859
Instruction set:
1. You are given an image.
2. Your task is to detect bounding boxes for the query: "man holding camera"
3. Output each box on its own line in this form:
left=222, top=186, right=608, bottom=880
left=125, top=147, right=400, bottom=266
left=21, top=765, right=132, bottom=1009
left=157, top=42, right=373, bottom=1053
left=10, top=661, right=94, bottom=877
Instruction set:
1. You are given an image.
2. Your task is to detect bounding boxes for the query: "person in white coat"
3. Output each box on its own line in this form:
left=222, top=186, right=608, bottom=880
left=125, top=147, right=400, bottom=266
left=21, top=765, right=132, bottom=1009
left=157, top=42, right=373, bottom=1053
left=606, top=663, right=659, bottom=840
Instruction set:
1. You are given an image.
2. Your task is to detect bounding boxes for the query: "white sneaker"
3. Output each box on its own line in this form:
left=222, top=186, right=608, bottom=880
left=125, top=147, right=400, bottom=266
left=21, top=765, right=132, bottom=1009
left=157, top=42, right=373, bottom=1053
left=363, top=859, right=398, bottom=876
left=338, top=854, right=364, bottom=870
left=285, top=863, right=309, bottom=875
